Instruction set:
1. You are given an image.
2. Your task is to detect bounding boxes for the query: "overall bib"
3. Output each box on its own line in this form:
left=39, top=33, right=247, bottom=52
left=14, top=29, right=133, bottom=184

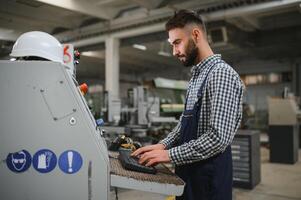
left=175, top=61, right=233, bottom=200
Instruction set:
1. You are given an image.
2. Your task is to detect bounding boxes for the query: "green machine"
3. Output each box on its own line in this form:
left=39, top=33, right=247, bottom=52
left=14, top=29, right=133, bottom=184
left=148, top=77, right=187, bottom=117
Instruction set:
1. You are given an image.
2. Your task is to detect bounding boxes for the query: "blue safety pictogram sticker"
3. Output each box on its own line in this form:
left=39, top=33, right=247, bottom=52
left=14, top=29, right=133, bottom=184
left=59, top=150, right=83, bottom=174
left=32, top=149, right=57, bottom=173
left=6, top=150, right=32, bottom=173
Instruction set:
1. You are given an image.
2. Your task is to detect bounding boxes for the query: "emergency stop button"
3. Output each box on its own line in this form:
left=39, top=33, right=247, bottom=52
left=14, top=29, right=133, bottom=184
left=79, top=83, right=88, bottom=95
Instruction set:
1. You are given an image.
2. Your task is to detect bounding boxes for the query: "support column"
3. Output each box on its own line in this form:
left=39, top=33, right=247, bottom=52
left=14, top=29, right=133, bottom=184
left=105, top=37, right=121, bottom=123
left=105, top=36, right=120, bottom=99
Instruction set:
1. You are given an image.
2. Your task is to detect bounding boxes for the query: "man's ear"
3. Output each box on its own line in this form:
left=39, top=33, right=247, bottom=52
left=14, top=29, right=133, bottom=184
left=191, top=28, right=201, bottom=43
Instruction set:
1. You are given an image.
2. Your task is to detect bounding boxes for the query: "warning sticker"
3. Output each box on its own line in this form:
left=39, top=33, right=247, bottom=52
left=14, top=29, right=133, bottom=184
left=6, top=150, right=32, bottom=173
left=59, top=150, right=83, bottom=174
left=32, top=149, right=57, bottom=173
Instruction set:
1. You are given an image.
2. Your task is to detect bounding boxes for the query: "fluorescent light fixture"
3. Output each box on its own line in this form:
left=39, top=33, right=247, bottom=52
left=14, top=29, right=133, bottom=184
left=81, top=51, right=105, bottom=59
left=0, top=28, right=19, bottom=41
left=158, top=51, right=171, bottom=57
left=132, top=44, right=147, bottom=51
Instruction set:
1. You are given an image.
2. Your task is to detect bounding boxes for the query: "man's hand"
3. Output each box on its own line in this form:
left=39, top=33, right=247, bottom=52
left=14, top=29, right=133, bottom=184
left=131, top=143, right=165, bottom=157
left=131, top=144, right=170, bottom=166
left=138, top=149, right=170, bottom=166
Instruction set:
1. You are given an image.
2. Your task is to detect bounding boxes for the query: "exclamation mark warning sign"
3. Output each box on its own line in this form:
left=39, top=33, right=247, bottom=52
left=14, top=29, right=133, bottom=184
left=68, top=151, right=73, bottom=173
left=59, top=150, right=83, bottom=174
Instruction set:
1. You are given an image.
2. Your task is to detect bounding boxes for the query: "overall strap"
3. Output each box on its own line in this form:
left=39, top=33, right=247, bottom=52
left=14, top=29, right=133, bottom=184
left=196, top=60, right=242, bottom=130
left=184, top=60, right=222, bottom=111
left=195, top=60, right=225, bottom=107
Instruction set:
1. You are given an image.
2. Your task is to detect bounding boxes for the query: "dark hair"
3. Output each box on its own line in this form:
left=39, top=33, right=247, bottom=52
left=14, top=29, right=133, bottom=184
left=165, top=9, right=205, bottom=32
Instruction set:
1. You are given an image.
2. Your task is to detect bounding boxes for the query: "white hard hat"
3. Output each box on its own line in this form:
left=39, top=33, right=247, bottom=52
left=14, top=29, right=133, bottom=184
left=10, top=31, right=63, bottom=63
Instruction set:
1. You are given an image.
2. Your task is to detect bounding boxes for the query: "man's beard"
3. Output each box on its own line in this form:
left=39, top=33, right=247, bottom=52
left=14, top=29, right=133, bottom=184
left=178, top=39, right=198, bottom=67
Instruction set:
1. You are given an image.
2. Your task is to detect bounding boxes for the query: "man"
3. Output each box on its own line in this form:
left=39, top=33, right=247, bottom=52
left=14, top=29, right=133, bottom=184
left=132, top=9, right=244, bottom=200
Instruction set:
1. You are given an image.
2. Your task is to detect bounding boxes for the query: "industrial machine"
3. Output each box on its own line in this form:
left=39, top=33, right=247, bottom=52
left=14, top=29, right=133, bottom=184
left=101, top=77, right=187, bottom=125
left=147, top=77, right=187, bottom=117
left=268, top=97, right=301, bottom=164
left=0, top=61, right=184, bottom=200
left=101, top=85, right=179, bottom=145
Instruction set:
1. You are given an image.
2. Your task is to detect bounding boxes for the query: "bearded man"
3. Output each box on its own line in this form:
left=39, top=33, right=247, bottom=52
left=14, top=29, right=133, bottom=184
left=132, top=9, right=244, bottom=200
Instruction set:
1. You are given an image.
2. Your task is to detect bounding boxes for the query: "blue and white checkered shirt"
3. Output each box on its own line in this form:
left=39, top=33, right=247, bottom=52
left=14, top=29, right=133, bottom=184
left=160, top=54, right=244, bottom=166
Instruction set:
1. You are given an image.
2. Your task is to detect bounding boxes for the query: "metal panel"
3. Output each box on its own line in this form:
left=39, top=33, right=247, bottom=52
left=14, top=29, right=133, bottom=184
left=232, top=130, right=261, bottom=189
left=0, top=61, right=110, bottom=200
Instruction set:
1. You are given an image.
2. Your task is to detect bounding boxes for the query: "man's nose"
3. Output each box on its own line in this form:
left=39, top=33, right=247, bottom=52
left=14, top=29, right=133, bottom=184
left=173, top=46, right=179, bottom=57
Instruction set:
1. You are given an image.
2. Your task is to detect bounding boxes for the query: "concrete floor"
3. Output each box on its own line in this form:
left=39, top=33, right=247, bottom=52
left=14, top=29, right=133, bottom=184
left=111, top=147, right=301, bottom=200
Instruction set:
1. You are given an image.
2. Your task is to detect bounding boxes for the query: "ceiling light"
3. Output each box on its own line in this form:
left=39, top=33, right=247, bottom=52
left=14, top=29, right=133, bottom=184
left=132, top=44, right=147, bottom=51
left=81, top=51, right=105, bottom=59
left=158, top=51, right=171, bottom=57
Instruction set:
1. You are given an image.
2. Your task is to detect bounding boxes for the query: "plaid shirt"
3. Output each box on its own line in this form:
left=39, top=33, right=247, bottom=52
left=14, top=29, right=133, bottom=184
left=160, top=54, right=244, bottom=166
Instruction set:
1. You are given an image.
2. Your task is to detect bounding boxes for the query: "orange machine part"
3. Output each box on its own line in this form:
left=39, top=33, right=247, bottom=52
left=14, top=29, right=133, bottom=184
left=79, top=83, right=88, bottom=95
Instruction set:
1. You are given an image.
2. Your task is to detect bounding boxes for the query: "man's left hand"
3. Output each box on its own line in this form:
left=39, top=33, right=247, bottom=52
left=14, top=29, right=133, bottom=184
left=138, top=150, right=170, bottom=166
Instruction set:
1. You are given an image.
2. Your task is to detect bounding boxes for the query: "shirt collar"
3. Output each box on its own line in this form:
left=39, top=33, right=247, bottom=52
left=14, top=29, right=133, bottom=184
left=191, top=54, right=222, bottom=75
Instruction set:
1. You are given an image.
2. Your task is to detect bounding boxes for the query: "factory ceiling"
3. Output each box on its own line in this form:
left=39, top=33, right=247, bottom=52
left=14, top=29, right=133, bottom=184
left=0, top=0, right=301, bottom=81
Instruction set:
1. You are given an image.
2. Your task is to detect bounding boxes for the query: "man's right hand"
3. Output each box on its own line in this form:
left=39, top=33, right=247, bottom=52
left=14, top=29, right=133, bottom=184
left=131, top=143, right=165, bottom=157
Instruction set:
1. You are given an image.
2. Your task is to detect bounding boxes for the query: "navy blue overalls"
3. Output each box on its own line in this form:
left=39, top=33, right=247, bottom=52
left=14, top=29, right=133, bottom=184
left=175, top=61, right=233, bottom=200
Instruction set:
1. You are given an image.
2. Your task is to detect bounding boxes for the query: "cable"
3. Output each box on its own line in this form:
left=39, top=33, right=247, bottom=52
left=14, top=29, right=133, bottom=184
left=114, top=187, right=118, bottom=200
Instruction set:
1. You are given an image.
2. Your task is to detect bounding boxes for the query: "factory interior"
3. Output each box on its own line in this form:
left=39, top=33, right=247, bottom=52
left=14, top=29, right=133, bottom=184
left=0, top=0, right=301, bottom=200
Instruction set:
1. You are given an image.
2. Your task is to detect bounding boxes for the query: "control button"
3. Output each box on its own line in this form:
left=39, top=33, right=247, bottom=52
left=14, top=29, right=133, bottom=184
left=96, top=118, right=104, bottom=127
